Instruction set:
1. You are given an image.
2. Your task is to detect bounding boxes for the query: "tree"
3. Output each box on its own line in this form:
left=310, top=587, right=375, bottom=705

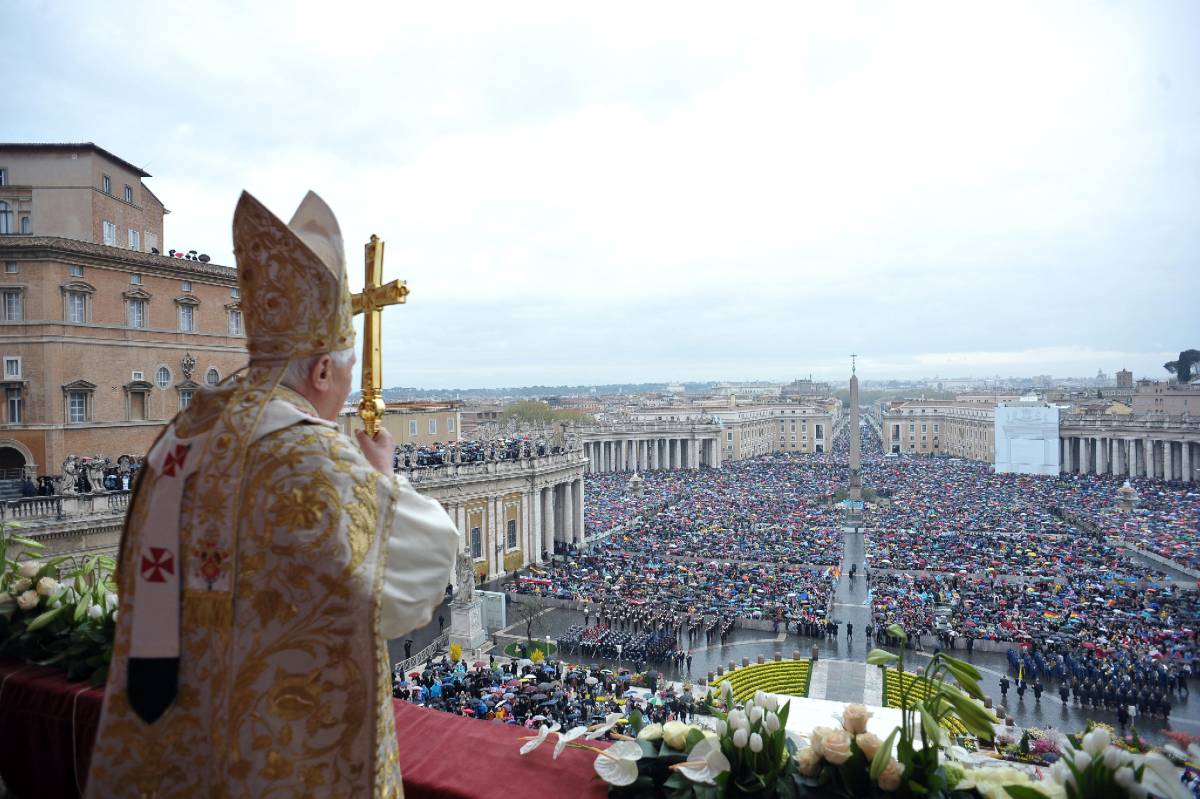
left=1164, top=349, right=1200, bottom=384
left=514, top=594, right=547, bottom=652
left=501, top=400, right=593, bottom=427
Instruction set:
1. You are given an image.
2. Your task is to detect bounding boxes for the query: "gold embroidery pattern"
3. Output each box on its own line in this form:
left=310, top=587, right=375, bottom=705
left=87, top=392, right=393, bottom=798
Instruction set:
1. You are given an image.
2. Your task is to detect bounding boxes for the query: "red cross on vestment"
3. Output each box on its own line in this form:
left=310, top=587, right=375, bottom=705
left=161, top=444, right=191, bottom=477
left=140, top=547, right=175, bottom=583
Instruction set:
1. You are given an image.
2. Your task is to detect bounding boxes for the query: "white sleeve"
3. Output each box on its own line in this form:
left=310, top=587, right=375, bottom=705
left=379, top=474, right=460, bottom=639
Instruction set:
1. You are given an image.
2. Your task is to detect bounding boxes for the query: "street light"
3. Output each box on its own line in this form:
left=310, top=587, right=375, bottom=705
left=616, top=644, right=623, bottom=674
left=546, top=635, right=552, bottom=666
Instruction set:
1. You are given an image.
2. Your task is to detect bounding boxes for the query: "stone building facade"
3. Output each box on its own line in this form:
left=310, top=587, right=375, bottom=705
left=883, top=400, right=996, bottom=461
left=337, top=401, right=462, bottom=447
left=399, top=449, right=587, bottom=582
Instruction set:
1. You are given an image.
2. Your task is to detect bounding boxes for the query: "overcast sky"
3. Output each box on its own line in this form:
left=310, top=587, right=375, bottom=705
left=10, top=1, right=1200, bottom=388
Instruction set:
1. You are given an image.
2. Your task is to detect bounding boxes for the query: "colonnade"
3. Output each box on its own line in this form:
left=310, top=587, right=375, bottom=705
left=1060, top=435, right=1196, bottom=482
left=581, top=437, right=720, bottom=473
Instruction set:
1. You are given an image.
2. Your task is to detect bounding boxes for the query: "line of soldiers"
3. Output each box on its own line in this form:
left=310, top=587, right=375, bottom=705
left=394, top=438, right=564, bottom=469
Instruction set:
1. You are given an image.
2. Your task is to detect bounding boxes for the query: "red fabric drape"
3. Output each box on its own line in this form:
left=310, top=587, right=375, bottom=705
left=0, top=662, right=607, bottom=799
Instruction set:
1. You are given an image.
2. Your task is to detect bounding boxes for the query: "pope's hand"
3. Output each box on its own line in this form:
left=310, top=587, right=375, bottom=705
left=356, top=427, right=395, bottom=475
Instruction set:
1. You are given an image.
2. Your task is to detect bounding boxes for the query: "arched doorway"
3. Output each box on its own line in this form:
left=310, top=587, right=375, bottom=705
left=0, top=446, right=26, bottom=480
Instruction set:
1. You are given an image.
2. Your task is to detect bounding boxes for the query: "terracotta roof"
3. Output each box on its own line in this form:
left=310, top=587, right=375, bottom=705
left=0, top=236, right=236, bottom=280
left=0, top=142, right=152, bottom=178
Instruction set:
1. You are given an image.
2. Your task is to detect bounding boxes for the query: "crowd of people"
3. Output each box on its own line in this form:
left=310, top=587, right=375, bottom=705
left=393, top=437, right=565, bottom=469
left=392, top=655, right=697, bottom=732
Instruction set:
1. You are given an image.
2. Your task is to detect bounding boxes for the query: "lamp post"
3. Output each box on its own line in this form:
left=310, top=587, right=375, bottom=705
left=546, top=635, right=552, bottom=665
left=616, top=644, right=623, bottom=674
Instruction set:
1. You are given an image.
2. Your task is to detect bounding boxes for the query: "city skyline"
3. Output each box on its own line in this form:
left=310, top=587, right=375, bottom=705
left=8, top=1, right=1199, bottom=388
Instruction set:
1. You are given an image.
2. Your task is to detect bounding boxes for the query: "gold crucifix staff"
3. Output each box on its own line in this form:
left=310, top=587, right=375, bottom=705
left=351, top=235, right=409, bottom=436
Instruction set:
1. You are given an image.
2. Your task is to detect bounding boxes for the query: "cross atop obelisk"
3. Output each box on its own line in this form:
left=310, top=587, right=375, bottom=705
left=351, top=235, right=408, bottom=436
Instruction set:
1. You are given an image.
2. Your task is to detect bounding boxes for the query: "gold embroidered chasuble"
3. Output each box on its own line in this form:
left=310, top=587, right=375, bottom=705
left=87, top=383, right=413, bottom=798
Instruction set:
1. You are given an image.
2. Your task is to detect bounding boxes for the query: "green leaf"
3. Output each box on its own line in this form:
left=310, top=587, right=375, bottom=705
left=866, top=648, right=899, bottom=666
left=26, top=604, right=68, bottom=632
left=886, top=624, right=907, bottom=642
left=919, top=704, right=941, bottom=748
left=9, top=536, right=45, bottom=550
left=870, top=728, right=899, bottom=781
left=685, top=727, right=705, bottom=751
left=73, top=598, right=89, bottom=622
left=1004, top=787, right=1048, bottom=799
left=941, top=654, right=981, bottom=681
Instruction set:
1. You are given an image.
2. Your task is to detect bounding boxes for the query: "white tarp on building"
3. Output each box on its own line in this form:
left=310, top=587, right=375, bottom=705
left=994, top=399, right=1060, bottom=476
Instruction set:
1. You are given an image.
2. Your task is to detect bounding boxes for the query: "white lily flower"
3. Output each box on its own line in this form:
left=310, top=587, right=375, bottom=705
left=519, top=723, right=560, bottom=755
left=586, top=712, right=623, bottom=740
left=676, top=736, right=731, bottom=785
left=593, top=740, right=643, bottom=787
left=554, top=726, right=587, bottom=759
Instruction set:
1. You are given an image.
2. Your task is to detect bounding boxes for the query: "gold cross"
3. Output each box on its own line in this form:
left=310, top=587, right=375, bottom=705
left=351, top=235, right=408, bottom=436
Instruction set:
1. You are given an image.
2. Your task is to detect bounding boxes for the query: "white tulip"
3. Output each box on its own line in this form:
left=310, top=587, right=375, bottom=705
left=727, top=709, right=748, bottom=731
left=716, top=719, right=727, bottom=736
left=764, top=711, right=780, bottom=734
left=87, top=604, right=103, bottom=621
left=754, top=690, right=767, bottom=707
left=720, top=680, right=732, bottom=698
left=749, top=705, right=763, bottom=725
left=1074, top=750, right=1092, bottom=772
left=1082, top=727, right=1111, bottom=756
left=112, top=610, right=119, bottom=623
left=104, top=592, right=118, bottom=609
left=749, top=732, right=763, bottom=753
left=733, top=728, right=749, bottom=748
left=1103, top=745, right=1126, bottom=771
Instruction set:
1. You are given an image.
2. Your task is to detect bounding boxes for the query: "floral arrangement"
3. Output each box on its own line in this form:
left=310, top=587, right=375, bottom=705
left=0, top=522, right=118, bottom=684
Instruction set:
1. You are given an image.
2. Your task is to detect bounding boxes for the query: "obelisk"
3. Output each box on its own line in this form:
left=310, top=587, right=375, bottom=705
left=848, top=356, right=862, bottom=501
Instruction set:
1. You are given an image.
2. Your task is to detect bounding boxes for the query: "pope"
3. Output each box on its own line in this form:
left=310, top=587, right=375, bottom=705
left=86, top=191, right=460, bottom=797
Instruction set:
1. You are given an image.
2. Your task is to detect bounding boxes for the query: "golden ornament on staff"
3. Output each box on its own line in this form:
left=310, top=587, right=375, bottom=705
left=351, top=234, right=408, bottom=436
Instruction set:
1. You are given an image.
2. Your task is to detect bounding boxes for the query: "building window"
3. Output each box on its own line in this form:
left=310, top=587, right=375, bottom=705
left=102, top=221, right=116, bottom=246
left=4, top=357, right=20, bottom=379
left=70, top=264, right=84, bottom=277
left=227, top=308, right=242, bottom=335
left=231, top=287, right=240, bottom=299
left=67, top=291, right=86, bottom=323
left=0, top=201, right=10, bottom=234
left=0, top=169, right=5, bottom=186
left=68, top=392, right=88, bottom=423
left=933, top=424, right=940, bottom=433
left=179, top=304, right=194, bottom=332
left=155, top=366, right=170, bottom=389
left=428, top=419, right=437, bottom=435
left=921, top=423, right=927, bottom=433
left=409, top=420, right=417, bottom=436
left=2, top=290, right=22, bottom=321
left=128, top=229, right=140, bottom=250
left=130, top=273, right=142, bottom=285
left=727, top=431, right=733, bottom=441
left=124, top=185, right=133, bottom=203
left=146, top=232, right=157, bottom=253
left=181, top=280, right=192, bottom=292
left=102, top=175, right=111, bottom=194
left=6, top=388, right=21, bottom=424
left=470, top=527, right=482, bottom=559
left=128, top=299, right=146, bottom=328
left=908, top=423, right=915, bottom=432
left=4, top=262, right=15, bottom=274
left=447, top=417, right=455, bottom=433
left=179, top=389, right=194, bottom=409
left=506, top=519, right=517, bottom=549
left=19, top=217, right=29, bottom=235
left=205, top=367, right=220, bottom=386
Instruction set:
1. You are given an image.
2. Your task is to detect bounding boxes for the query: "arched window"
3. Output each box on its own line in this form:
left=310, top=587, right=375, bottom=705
left=0, top=202, right=10, bottom=235
left=205, top=367, right=220, bottom=386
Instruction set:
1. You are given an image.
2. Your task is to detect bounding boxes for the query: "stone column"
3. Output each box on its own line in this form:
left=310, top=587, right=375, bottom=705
left=1183, top=441, right=1193, bottom=483
left=543, top=487, right=555, bottom=555
left=1077, top=437, right=1088, bottom=474
left=561, top=475, right=576, bottom=544
left=1061, top=438, right=1070, bottom=473
left=532, top=490, right=543, bottom=562
left=1096, top=437, right=1107, bottom=475
left=1163, top=441, right=1174, bottom=481
left=574, top=478, right=585, bottom=545
left=1143, top=438, right=1155, bottom=479
left=488, top=496, right=501, bottom=579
